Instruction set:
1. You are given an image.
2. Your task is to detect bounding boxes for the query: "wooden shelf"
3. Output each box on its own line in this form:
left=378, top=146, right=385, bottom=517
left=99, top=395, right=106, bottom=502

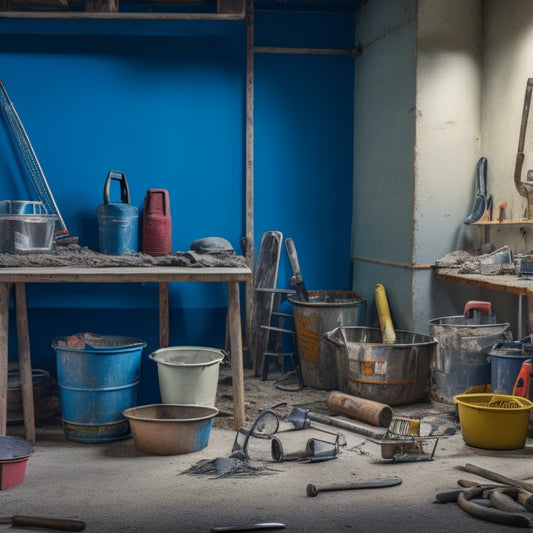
left=0, top=0, right=245, bottom=19
left=472, top=219, right=533, bottom=226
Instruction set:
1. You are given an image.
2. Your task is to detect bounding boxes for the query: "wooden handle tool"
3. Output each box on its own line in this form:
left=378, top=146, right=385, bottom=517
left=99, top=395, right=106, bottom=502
left=0, top=515, right=86, bottom=531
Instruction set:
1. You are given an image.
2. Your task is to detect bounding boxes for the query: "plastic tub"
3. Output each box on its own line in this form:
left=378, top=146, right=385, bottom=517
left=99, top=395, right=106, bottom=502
left=149, top=346, right=225, bottom=407
left=0, top=436, right=33, bottom=490
left=123, top=404, right=218, bottom=455
left=454, top=393, right=533, bottom=449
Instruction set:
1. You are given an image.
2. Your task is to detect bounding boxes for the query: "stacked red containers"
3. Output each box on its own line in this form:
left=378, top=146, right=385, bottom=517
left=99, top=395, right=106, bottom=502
left=142, top=189, right=172, bottom=256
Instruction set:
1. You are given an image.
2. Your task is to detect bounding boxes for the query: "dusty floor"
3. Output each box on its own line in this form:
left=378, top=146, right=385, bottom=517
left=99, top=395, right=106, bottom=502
left=3, top=364, right=533, bottom=532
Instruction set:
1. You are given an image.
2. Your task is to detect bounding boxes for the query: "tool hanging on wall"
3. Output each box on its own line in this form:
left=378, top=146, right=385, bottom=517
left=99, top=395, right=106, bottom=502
left=514, top=77, right=533, bottom=219
left=0, top=80, right=70, bottom=238
left=464, top=157, right=492, bottom=224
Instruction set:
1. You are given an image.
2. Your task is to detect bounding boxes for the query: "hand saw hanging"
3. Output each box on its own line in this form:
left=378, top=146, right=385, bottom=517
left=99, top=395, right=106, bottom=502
left=0, top=80, right=69, bottom=238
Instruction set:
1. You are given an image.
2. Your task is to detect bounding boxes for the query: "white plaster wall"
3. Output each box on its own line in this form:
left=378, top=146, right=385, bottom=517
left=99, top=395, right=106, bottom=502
left=413, top=0, right=483, bottom=330
left=481, top=0, right=533, bottom=254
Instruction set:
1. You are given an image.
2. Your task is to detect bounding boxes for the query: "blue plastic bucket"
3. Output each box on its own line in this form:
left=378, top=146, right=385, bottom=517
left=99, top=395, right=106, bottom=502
left=488, top=341, right=532, bottom=395
left=52, top=335, right=146, bottom=443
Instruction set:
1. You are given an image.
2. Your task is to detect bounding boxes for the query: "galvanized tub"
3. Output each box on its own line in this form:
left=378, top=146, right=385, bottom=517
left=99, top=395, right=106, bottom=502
left=324, top=326, right=436, bottom=406
left=428, top=311, right=510, bottom=404
left=288, top=290, right=365, bottom=390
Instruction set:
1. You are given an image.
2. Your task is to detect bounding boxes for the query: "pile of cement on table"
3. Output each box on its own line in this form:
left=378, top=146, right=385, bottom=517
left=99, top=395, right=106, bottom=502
left=0, top=243, right=248, bottom=269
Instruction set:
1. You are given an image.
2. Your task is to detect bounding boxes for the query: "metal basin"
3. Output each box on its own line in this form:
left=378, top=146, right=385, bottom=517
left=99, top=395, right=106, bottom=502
left=123, top=404, right=218, bottom=455
left=324, top=326, right=436, bottom=406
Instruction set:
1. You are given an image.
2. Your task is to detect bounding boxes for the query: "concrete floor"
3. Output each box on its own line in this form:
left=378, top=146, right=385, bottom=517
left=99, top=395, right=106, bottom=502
left=2, top=377, right=533, bottom=532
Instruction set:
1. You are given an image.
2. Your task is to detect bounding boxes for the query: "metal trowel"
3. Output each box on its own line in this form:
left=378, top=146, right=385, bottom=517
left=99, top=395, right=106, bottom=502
left=465, top=157, right=488, bottom=224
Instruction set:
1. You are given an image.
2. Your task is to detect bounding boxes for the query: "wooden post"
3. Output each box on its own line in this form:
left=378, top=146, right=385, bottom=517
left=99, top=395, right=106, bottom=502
left=227, top=281, right=245, bottom=429
left=15, top=283, right=35, bottom=444
left=0, top=283, right=11, bottom=436
left=159, top=282, right=169, bottom=348
left=245, top=0, right=255, bottom=370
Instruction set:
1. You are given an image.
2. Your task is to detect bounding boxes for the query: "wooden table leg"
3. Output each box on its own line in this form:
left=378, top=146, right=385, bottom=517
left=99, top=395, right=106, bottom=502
left=15, top=283, right=35, bottom=444
left=0, top=283, right=10, bottom=436
left=227, top=281, right=245, bottom=429
left=159, top=282, right=169, bottom=348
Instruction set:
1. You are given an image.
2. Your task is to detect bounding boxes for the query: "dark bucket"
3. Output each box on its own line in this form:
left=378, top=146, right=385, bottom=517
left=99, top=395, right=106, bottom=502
left=488, top=340, right=533, bottom=395
left=52, top=335, right=146, bottom=443
left=288, top=290, right=365, bottom=390
left=428, top=313, right=510, bottom=404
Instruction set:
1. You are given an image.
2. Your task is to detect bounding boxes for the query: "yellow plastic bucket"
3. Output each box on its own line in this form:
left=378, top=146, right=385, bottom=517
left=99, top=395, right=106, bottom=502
left=454, top=393, right=533, bottom=450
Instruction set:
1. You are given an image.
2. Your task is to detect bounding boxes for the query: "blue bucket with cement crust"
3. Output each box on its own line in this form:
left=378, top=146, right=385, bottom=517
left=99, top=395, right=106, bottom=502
left=52, top=334, right=146, bottom=443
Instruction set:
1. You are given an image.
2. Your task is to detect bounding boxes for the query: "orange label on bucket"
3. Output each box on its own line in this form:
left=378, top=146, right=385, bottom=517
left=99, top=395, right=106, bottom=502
left=361, top=360, right=374, bottom=374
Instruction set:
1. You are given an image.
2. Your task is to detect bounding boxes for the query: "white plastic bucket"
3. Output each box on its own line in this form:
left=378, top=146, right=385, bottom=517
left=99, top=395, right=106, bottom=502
left=149, top=346, right=225, bottom=407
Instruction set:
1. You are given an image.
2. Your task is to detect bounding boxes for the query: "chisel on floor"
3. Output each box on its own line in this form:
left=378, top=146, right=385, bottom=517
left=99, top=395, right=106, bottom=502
left=0, top=515, right=86, bottom=531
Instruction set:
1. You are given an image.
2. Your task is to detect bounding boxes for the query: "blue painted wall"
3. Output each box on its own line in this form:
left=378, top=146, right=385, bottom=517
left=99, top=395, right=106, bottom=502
left=0, top=8, right=356, bottom=404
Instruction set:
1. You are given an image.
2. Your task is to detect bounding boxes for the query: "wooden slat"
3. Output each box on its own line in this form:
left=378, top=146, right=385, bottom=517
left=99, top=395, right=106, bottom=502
left=0, top=266, right=252, bottom=283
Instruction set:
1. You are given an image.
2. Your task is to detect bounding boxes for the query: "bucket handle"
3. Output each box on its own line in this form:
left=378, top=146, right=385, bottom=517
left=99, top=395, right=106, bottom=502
left=464, top=300, right=492, bottom=318
left=103, top=170, right=131, bottom=205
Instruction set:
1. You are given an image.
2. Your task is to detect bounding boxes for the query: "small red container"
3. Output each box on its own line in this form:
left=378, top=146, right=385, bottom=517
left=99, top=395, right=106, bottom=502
left=0, top=435, right=33, bottom=490
left=0, top=457, right=30, bottom=490
left=142, top=189, right=172, bottom=257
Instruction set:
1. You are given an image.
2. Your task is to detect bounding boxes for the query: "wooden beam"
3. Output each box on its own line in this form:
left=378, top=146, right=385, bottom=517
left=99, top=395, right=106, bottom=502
left=245, top=0, right=255, bottom=370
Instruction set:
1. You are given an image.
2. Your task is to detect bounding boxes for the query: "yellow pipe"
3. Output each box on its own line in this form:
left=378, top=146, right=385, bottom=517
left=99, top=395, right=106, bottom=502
left=375, top=283, right=396, bottom=344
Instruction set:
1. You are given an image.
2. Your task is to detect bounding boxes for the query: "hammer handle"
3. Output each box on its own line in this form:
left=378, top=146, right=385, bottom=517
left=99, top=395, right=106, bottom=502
left=465, top=463, right=533, bottom=493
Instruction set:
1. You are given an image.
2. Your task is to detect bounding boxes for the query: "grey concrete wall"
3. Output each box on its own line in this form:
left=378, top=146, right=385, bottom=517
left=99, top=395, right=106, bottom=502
left=352, top=0, right=418, bottom=330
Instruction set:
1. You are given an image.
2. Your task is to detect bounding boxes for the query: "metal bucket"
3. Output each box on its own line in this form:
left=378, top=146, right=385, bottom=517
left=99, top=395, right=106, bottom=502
left=52, top=335, right=146, bottom=443
left=97, top=171, right=139, bottom=255
left=428, top=313, right=510, bottom=404
left=324, top=326, right=436, bottom=406
left=288, top=290, right=365, bottom=390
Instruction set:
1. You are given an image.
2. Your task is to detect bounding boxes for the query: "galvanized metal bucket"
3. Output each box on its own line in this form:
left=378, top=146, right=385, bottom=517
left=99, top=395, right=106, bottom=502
left=324, top=326, right=436, bottom=406
left=288, top=291, right=365, bottom=390
left=429, top=313, right=511, bottom=404
left=97, top=170, right=139, bottom=255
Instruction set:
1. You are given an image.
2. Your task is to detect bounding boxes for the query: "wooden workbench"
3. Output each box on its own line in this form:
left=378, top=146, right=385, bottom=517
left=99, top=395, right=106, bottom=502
left=0, top=265, right=252, bottom=443
left=435, top=267, right=533, bottom=337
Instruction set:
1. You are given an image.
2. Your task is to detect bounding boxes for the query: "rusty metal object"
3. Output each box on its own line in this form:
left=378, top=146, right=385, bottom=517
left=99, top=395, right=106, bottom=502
left=514, top=78, right=533, bottom=219
left=327, top=390, right=393, bottom=428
